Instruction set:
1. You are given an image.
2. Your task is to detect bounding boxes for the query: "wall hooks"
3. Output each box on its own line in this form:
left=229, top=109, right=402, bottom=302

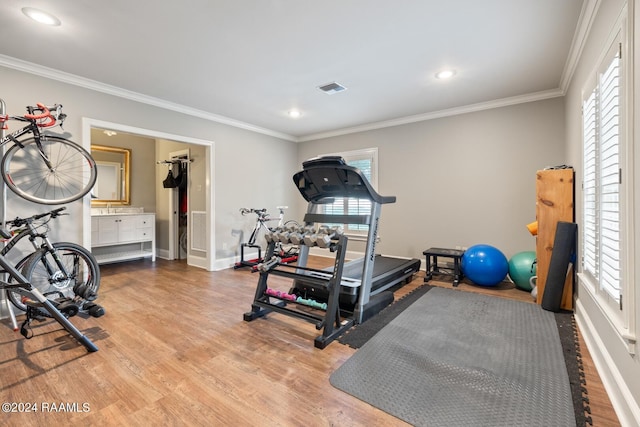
left=156, top=159, right=192, bottom=166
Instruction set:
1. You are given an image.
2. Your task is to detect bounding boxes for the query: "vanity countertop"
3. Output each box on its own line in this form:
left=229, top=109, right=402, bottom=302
left=91, top=207, right=153, bottom=216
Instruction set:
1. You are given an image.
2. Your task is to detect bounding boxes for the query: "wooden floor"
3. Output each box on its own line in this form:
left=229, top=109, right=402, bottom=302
left=0, top=257, right=620, bottom=426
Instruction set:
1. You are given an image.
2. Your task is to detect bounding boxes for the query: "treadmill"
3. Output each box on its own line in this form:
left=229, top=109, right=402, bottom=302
left=291, top=156, right=421, bottom=323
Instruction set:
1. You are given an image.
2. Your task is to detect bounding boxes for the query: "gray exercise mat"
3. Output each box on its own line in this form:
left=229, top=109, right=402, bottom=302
left=330, top=287, right=576, bottom=427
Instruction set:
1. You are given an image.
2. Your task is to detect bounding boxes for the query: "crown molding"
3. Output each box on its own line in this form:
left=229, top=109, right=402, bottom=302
left=0, top=54, right=297, bottom=142
left=559, top=0, right=601, bottom=92
left=298, top=88, right=564, bottom=142
left=300, top=0, right=599, bottom=143
left=4, top=0, right=594, bottom=149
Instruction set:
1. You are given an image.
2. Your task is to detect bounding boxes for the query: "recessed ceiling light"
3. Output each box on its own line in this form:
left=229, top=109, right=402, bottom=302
left=435, top=70, right=456, bottom=79
left=22, top=7, right=61, bottom=26
left=288, top=110, right=302, bottom=119
left=103, top=130, right=118, bottom=137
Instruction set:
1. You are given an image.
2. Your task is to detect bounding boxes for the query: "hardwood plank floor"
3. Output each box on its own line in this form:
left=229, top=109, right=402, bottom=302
left=0, top=258, right=620, bottom=426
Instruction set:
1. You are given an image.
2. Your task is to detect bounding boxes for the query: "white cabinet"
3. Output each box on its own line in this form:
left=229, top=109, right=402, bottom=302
left=91, top=214, right=156, bottom=264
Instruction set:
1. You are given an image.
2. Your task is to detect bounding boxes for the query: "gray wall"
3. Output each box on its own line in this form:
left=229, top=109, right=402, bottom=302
left=0, top=66, right=299, bottom=264
left=299, top=97, right=566, bottom=261
left=3, top=5, right=638, bottom=420
left=90, top=129, right=157, bottom=212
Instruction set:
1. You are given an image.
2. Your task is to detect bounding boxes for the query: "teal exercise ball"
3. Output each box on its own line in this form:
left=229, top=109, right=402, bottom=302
left=508, top=251, right=537, bottom=291
left=461, top=244, right=509, bottom=287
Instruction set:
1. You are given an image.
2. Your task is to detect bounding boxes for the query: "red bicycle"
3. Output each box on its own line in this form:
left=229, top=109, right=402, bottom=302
left=0, top=103, right=97, bottom=204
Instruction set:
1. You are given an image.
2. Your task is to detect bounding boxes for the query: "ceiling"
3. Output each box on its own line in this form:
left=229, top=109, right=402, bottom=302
left=0, top=1, right=586, bottom=141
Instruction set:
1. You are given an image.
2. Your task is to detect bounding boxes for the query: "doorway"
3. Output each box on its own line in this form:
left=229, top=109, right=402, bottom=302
left=82, top=118, right=215, bottom=271
left=168, top=149, right=190, bottom=260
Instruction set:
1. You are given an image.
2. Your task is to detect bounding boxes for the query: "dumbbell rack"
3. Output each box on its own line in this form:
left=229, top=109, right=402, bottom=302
left=243, top=233, right=356, bottom=349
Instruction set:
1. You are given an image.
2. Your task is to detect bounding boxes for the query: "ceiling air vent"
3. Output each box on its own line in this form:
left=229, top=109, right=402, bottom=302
left=318, top=82, right=347, bottom=95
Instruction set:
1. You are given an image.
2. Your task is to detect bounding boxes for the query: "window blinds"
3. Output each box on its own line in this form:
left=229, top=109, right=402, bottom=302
left=322, top=152, right=375, bottom=231
left=582, top=45, right=621, bottom=304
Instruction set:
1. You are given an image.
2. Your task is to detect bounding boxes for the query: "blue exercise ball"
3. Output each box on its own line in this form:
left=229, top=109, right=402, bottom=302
left=461, top=244, right=509, bottom=286
left=508, top=251, right=537, bottom=291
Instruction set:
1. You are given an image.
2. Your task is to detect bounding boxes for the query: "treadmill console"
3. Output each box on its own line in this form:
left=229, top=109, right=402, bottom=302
left=293, top=156, right=395, bottom=205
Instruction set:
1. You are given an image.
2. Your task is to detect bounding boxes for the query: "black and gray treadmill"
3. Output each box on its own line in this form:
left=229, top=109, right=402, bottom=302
left=291, top=156, right=421, bottom=323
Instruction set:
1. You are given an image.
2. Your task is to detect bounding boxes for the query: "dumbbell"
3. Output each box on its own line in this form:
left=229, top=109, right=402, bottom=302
left=296, top=296, right=328, bottom=310
left=264, top=227, right=279, bottom=243
left=289, top=225, right=314, bottom=245
left=303, top=226, right=343, bottom=248
left=302, top=226, right=330, bottom=246
left=256, top=255, right=281, bottom=272
left=315, top=226, right=344, bottom=248
left=275, top=223, right=299, bottom=244
left=265, top=288, right=297, bottom=301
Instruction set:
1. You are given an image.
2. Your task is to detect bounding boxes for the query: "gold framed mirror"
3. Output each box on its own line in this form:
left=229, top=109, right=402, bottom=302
left=91, top=145, right=131, bottom=206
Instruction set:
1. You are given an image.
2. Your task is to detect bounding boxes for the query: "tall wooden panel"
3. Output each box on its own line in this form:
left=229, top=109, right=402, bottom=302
left=535, top=169, right=575, bottom=309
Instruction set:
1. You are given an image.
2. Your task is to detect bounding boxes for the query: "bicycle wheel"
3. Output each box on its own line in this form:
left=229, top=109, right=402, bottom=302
left=7, top=242, right=101, bottom=312
left=1, top=135, right=97, bottom=205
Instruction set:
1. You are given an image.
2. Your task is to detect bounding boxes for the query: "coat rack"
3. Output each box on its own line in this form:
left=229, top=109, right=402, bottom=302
left=156, top=159, right=192, bottom=165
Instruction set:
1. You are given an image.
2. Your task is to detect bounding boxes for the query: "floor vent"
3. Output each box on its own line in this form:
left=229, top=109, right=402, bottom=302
left=191, top=211, right=207, bottom=252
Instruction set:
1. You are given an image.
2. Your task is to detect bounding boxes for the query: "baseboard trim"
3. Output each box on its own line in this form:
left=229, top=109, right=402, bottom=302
left=187, top=254, right=209, bottom=270
left=575, top=298, right=640, bottom=427
left=214, top=255, right=239, bottom=271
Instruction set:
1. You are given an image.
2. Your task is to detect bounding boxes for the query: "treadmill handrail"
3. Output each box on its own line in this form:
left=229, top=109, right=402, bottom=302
left=293, top=156, right=396, bottom=205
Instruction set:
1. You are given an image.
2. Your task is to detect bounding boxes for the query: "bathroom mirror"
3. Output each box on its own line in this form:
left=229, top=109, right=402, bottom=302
left=91, top=145, right=131, bottom=205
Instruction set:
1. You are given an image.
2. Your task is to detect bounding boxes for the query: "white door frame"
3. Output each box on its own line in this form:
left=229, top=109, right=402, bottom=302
left=82, top=118, right=215, bottom=271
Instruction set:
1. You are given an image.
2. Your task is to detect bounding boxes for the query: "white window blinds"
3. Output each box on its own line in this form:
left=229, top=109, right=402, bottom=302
left=581, top=42, right=622, bottom=304
left=322, top=149, right=377, bottom=232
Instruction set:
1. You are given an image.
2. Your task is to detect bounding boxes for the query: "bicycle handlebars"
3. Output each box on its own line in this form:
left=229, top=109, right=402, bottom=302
left=3, top=207, right=67, bottom=228
left=240, top=208, right=267, bottom=216
left=24, top=103, right=64, bottom=128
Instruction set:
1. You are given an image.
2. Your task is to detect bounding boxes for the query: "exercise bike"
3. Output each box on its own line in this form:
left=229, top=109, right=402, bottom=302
left=234, top=206, right=299, bottom=270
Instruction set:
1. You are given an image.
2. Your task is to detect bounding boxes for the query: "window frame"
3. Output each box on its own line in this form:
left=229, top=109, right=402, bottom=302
left=319, top=147, right=378, bottom=233
left=578, top=8, right=636, bottom=353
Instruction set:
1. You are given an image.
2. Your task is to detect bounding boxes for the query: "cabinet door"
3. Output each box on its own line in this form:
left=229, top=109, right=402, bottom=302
left=91, top=217, right=100, bottom=245
left=97, top=217, right=119, bottom=245
left=117, top=216, right=138, bottom=243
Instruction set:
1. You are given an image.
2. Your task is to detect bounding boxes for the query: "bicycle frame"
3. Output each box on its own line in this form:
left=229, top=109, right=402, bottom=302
left=0, top=222, right=48, bottom=257
left=234, top=207, right=298, bottom=270
left=0, top=210, right=80, bottom=288
left=246, top=212, right=275, bottom=245
left=0, top=110, right=55, bottom=169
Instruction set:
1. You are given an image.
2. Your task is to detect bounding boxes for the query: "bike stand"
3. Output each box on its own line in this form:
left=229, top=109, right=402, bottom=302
left=0, top=257, right=98, bottom=352
left=234, top=242, right=262, bottom=269
left=2, top=292, right=18, bottom=331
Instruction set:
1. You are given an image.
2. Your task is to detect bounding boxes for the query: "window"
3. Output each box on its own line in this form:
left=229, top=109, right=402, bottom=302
left=321, top=148, right=378, bottom=232
left=582, top=39, right=622, bottom=307
left=577, top=7, right=640, bottom=353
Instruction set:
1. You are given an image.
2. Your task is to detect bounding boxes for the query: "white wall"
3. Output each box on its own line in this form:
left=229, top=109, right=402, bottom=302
left=299, top=97, right=566, bottom=261
left=564, top=0, right=640, bottom=425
